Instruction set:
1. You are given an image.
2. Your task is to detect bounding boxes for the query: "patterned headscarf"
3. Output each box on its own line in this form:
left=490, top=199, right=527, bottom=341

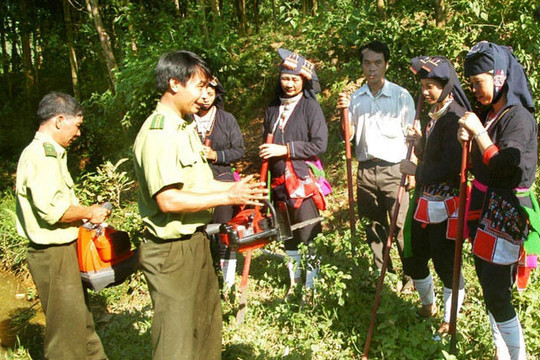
left=277, top=48, right=321, bottom=100
left=411, top=55, right=472, bottom=111
left=464, top=41, right=535, bottom=113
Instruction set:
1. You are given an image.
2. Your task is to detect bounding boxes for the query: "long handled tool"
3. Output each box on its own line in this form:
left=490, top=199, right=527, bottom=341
left=361, top=94, right=424, bottom=360
left=449, top=141, right=469, bottom=353
left=236, top=134, right=273, bottom=323
left=342, top=108, right=357, bottom=256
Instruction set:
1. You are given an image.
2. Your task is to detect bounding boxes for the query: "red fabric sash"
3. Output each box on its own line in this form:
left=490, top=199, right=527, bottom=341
left=271, top=160, right=326, bottom=210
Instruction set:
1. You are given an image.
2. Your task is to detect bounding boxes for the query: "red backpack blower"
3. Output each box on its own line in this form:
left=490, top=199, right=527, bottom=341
left=77, top=203, right=138, bottom=291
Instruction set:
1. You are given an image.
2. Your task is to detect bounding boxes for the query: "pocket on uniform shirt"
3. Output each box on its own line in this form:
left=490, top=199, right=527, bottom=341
left=178, top=152, right=198, bottom=167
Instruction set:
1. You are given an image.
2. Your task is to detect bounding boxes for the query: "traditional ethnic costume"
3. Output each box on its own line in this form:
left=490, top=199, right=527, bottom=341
left=464, top=41, right=538, bottom=360
left=262, top=48, right=328, bottom=291
left=403, top=56, right=472, bottom=332
left=194, top=77, right=245, bottom=290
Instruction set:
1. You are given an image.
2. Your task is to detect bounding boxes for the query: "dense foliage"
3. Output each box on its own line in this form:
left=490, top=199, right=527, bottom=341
left=1, top=0, right=539, bottom=359
left=0, top=0, right=538, bottom=172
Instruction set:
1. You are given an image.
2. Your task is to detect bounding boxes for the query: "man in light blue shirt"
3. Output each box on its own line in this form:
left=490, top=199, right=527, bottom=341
left=338, top=41, right=415, bottom=290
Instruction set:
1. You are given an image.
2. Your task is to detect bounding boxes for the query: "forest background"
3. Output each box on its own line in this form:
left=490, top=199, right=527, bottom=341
left=1, top=0, right=540, bottom=359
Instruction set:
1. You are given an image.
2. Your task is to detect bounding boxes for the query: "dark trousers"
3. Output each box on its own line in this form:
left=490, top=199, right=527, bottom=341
left=283, top=197, right=322, bottom=254
left=211, top=204, right=236, bottom=260
left=469, top=220, right=517, bottom=322
left=402, top=219, right=464, bottom=289
left=356, top=161, right=408, bottom=271
left=139, top=232, right=222, bottom=360
left=27, top=241, right=107, bottom=360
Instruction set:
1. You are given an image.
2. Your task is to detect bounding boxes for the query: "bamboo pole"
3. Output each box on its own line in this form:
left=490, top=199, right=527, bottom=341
left=449, top=141, right=469, bottom=353
left=342, top=108, right=357, bottom=256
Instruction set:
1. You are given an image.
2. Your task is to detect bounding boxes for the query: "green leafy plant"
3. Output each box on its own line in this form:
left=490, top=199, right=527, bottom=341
left=76, top=158, right=135, bottom=208
left=0, top=191, right=28, bottom=275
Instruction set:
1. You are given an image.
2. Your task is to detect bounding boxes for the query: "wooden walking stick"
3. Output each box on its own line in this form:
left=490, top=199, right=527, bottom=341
left=449, top=140, right=469, bottom=353
left=342, top=107, right=357, bottom=256
left=236, top=133, right=273, bottom=323
left=361, top=94, right=424, bottom=360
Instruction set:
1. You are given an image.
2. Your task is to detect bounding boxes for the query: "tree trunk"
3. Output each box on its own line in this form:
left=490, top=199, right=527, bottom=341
left=128, top=23, right=138, bottom=53
left=0, top=15, right=13, bottom=99
left=196, top=0, right=210, bottom=47
left=434, top=0, right=446, bottom=28
left=173, top=0, right=181, bottom=16
left=253, top=0, right=260, bottom=32
left=85, top=0, right=117, bottom=91
left=209, top=0, right=220, bottom=17
left=303, top=0, right=318, bottom=15
left=10, top=18, right=20, bottom=75
left=376, top=0, right=385, bottom=17
left=234, top=0, right=249, bottom=35
left=271, top=0, right=276, bottom=25
left=20, top=0, right=34, bottom=94
left=20, top=31, right=34, bottom=94
left=63, top=0, right=80, bottom=99
left=33, top=26, right=41, bottom=91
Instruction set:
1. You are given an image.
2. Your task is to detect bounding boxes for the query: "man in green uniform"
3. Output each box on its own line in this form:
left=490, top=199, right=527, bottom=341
left=16, top=92, right=111, bottom=360
left=133, top=50, right=266, bottom=360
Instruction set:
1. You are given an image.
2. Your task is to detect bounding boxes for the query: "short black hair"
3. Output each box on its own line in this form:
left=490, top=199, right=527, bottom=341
left=37, top=92, right=83, bottom=125
left=359, top=41, right=390, bottom=63
left=155, top=50, right=212, bottom=93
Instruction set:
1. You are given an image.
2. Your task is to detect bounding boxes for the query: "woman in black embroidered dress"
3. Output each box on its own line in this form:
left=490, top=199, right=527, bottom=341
left=259, top=49, right=328, bottom=296
left=400, top=55, right=471, bottom=335
left=458, top=41, right=537, bottom=360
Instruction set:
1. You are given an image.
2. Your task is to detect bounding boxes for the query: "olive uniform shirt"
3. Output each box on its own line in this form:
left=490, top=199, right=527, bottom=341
left=133, top=102, right=215, bottom=239
left=16, top=131, right=79, bottom=245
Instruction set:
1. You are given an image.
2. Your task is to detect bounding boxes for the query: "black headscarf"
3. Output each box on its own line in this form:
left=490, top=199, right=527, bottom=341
left=277, top=48, right=321, bottom=100
left=410, top=55, right=472, bottom=111
left=208, top=76, right=225, bottom=110
left=464, top=41, right=535, bottom=113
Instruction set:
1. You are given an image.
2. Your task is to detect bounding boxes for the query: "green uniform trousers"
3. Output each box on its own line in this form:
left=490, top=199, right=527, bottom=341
left=140, top=231, right=222, bottom=360
left=27, top=241, right=107, bottom=360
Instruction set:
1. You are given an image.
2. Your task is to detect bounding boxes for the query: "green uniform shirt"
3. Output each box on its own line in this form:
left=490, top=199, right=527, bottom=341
left=16, top=132, right=79, bottom=245
left=133, top=102, right=214, bottom=239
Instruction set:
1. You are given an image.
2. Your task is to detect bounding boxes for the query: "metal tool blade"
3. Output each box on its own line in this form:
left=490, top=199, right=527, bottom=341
left=290, top=216, right=324, bottom=231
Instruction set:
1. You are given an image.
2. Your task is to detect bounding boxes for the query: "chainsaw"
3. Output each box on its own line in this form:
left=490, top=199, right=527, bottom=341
left=205, top=134, right=323, bottom=323
left=206, top=199, right=323, bottom=253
